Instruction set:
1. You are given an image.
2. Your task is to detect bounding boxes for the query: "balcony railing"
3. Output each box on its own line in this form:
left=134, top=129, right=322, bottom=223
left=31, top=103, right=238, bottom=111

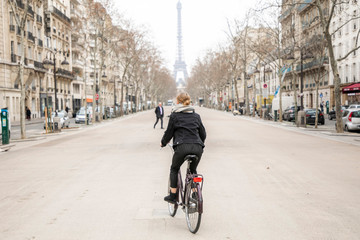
left=53, top=7, right=71, bottom=24
left=56, top=68, right=74, bottom=79
left=34, top=61, right=46, bottom=70
left=9, top=25, right=15, bottom=32
left=296, top=57, right=329, bottom=72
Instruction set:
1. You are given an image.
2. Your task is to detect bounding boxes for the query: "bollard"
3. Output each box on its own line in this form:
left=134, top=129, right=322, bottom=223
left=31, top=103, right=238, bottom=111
left=274, top=110, right=278, bottom=122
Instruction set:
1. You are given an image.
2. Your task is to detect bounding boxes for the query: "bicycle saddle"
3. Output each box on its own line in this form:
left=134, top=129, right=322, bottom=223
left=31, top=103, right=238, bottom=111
left=184, top=155, right=199, bottom=162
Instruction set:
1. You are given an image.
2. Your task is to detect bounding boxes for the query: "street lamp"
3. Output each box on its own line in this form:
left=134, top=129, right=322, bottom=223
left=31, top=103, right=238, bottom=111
left=43, top=50, right=69, bottom=116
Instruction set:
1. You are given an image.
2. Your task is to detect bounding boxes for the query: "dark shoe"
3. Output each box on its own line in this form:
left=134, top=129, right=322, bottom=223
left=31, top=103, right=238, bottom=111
left=164, top=192, right=177, bottom=204
left=161, top=127, right=164, bottom=129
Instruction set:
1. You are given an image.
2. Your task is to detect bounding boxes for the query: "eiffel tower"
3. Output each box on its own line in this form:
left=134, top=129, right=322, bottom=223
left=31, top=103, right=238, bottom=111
left=174, top=0, right=188, bottom=90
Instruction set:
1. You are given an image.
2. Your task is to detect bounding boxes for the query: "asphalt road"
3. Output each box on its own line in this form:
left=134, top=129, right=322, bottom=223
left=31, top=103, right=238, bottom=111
left=0, top=107, right=359, bottom=239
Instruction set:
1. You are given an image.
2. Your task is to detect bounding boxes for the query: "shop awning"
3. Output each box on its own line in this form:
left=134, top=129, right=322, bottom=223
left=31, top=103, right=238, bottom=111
left=86, top=98, right=93, bottom=103
left=343, top=83, right=360, bottom=93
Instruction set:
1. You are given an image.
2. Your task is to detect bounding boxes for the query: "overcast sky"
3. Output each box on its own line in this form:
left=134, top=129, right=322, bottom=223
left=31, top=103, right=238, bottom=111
left=114, top=0, right=254, bottom=73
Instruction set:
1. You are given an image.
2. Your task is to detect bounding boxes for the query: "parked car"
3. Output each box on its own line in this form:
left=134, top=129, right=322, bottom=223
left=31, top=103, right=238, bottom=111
left=0, top=108, right=11, bottom=140
left=341, top=109, right=360, bottom=132
left=348, top=104, right=360, bottom=109
left=328, top=105, right=347, bottom=120
left=283, top=106, right=300, bottom=121
left=305, top=109, right=325, bottom=125
left=44, top=110, right=70, bottom=129
left=75, top=108, right=92, bottom=124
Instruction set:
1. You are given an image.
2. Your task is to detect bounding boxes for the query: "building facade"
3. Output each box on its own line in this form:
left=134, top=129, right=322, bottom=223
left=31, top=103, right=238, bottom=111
left=280, top=0, right=360, bottom=111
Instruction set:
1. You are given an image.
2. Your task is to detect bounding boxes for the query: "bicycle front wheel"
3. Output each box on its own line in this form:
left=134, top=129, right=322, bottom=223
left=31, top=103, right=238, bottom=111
left=185, top=183, right=202, bottom=234
left=167, top=177, right=178, bottom=217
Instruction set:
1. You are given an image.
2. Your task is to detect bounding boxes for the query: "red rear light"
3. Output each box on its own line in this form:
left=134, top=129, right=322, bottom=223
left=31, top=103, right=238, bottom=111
left=319, top=113, right=323, bottom=116
left=348, top=112, right=353, bottom=122
left=193, top=177, right=202, bottom=183
left=306, top=114, right=310, bottom=117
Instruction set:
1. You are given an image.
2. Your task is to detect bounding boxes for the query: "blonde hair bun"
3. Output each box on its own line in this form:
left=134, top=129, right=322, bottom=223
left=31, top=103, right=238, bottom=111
left=177, top=92, right=191, bottom=106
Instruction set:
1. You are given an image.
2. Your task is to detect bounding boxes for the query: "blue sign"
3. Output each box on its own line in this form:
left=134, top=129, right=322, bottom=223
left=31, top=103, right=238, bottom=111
left=320, top=93, right=323, bottom=98
left=274, top=86, right=280, bottom=97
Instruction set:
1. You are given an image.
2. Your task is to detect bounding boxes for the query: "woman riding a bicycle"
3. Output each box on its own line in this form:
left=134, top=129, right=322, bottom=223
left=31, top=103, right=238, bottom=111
left=161, top=92, right=206, bottom=203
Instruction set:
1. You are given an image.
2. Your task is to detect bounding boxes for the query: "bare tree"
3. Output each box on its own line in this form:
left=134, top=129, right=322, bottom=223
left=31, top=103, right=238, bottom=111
left=7, top=0, right=32, bottom=139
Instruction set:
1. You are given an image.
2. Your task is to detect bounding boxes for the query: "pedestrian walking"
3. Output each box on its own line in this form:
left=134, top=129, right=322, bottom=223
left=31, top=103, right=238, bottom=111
left=154, top=102, right=164, bottom=129
left=26, top=106, right=31, bottom=120
left=65, top=106, right=69, bottom=113
left=320, top=101, right=324, bottom=112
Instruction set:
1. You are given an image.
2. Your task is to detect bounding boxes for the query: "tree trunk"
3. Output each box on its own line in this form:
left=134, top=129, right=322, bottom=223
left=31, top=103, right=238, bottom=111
left=234, top=78, right=240, bottom=110
left=292, top=72, right=298, bottom=124
left=252, top=76, right=256, bottom=117
left=20, top=30, right=26, bottom=139
left=243, top=70, right=249, bottom=115
left=315, top=84, right=319, bottom=128
left=325, top=31, right=343, bottom=133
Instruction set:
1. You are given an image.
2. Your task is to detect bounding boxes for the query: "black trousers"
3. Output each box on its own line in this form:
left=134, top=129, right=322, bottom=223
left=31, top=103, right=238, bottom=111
left=170, top=143, right=203, bottom=188
left=154, top=116, right=163, bottom=128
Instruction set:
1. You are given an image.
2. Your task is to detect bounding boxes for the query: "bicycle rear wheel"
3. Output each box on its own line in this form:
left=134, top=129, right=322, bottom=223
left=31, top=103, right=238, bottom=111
left=167, top=177, right=178, bottom=217
left=185, top=182, right=202, bottom=233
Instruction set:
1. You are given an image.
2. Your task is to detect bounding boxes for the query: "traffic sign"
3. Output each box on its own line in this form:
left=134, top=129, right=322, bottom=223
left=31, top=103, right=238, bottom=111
left=263, top=83, right=268, bottom=88
left=95, top=94, right=99, bottom=101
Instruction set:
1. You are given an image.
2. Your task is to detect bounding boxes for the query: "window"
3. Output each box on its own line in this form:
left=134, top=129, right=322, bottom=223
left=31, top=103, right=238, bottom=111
left=17, top=43, right=21, bottom=55
left=28, top=46, right=32, bottom=59
left=353, top=63, right=357, bottom=82
left=338, top=43, right=342, bottom=58
left=11, top=41, right=14, bottom=54
left=10, top=12, right=14, bottom=25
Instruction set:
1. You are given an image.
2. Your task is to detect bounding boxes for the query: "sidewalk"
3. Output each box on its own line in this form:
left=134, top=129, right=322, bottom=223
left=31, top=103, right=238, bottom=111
left=12, top=118, right=45, bottom=127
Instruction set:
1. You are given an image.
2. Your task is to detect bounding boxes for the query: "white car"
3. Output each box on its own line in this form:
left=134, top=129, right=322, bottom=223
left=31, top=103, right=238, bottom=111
left=341, top=109, right=360, bottom=132
left=75, top=108, right=92, bottom=124
left=44, top=110, right=70, bottom=129
left=0, top=109, right=11, bottom=140
left=348, top=104, right=360, bottom=109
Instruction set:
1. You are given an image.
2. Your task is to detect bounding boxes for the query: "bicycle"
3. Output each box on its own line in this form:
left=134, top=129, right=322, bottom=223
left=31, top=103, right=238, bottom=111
left=166, top=144, right=204, bottom=234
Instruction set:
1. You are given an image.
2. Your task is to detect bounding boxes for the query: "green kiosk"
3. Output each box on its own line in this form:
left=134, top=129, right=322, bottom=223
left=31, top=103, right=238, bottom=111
left=1, top=108, right=10, bottom=145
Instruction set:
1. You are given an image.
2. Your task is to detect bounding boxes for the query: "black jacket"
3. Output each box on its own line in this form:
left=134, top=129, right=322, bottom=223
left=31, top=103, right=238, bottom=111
left=161, top=111, right=206, bottom=148
left=155, top=106, right=164, bottom=118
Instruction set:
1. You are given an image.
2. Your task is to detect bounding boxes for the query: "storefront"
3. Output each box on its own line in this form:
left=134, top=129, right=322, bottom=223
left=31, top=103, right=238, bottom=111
left=342, top=83, right=360, bottom=105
